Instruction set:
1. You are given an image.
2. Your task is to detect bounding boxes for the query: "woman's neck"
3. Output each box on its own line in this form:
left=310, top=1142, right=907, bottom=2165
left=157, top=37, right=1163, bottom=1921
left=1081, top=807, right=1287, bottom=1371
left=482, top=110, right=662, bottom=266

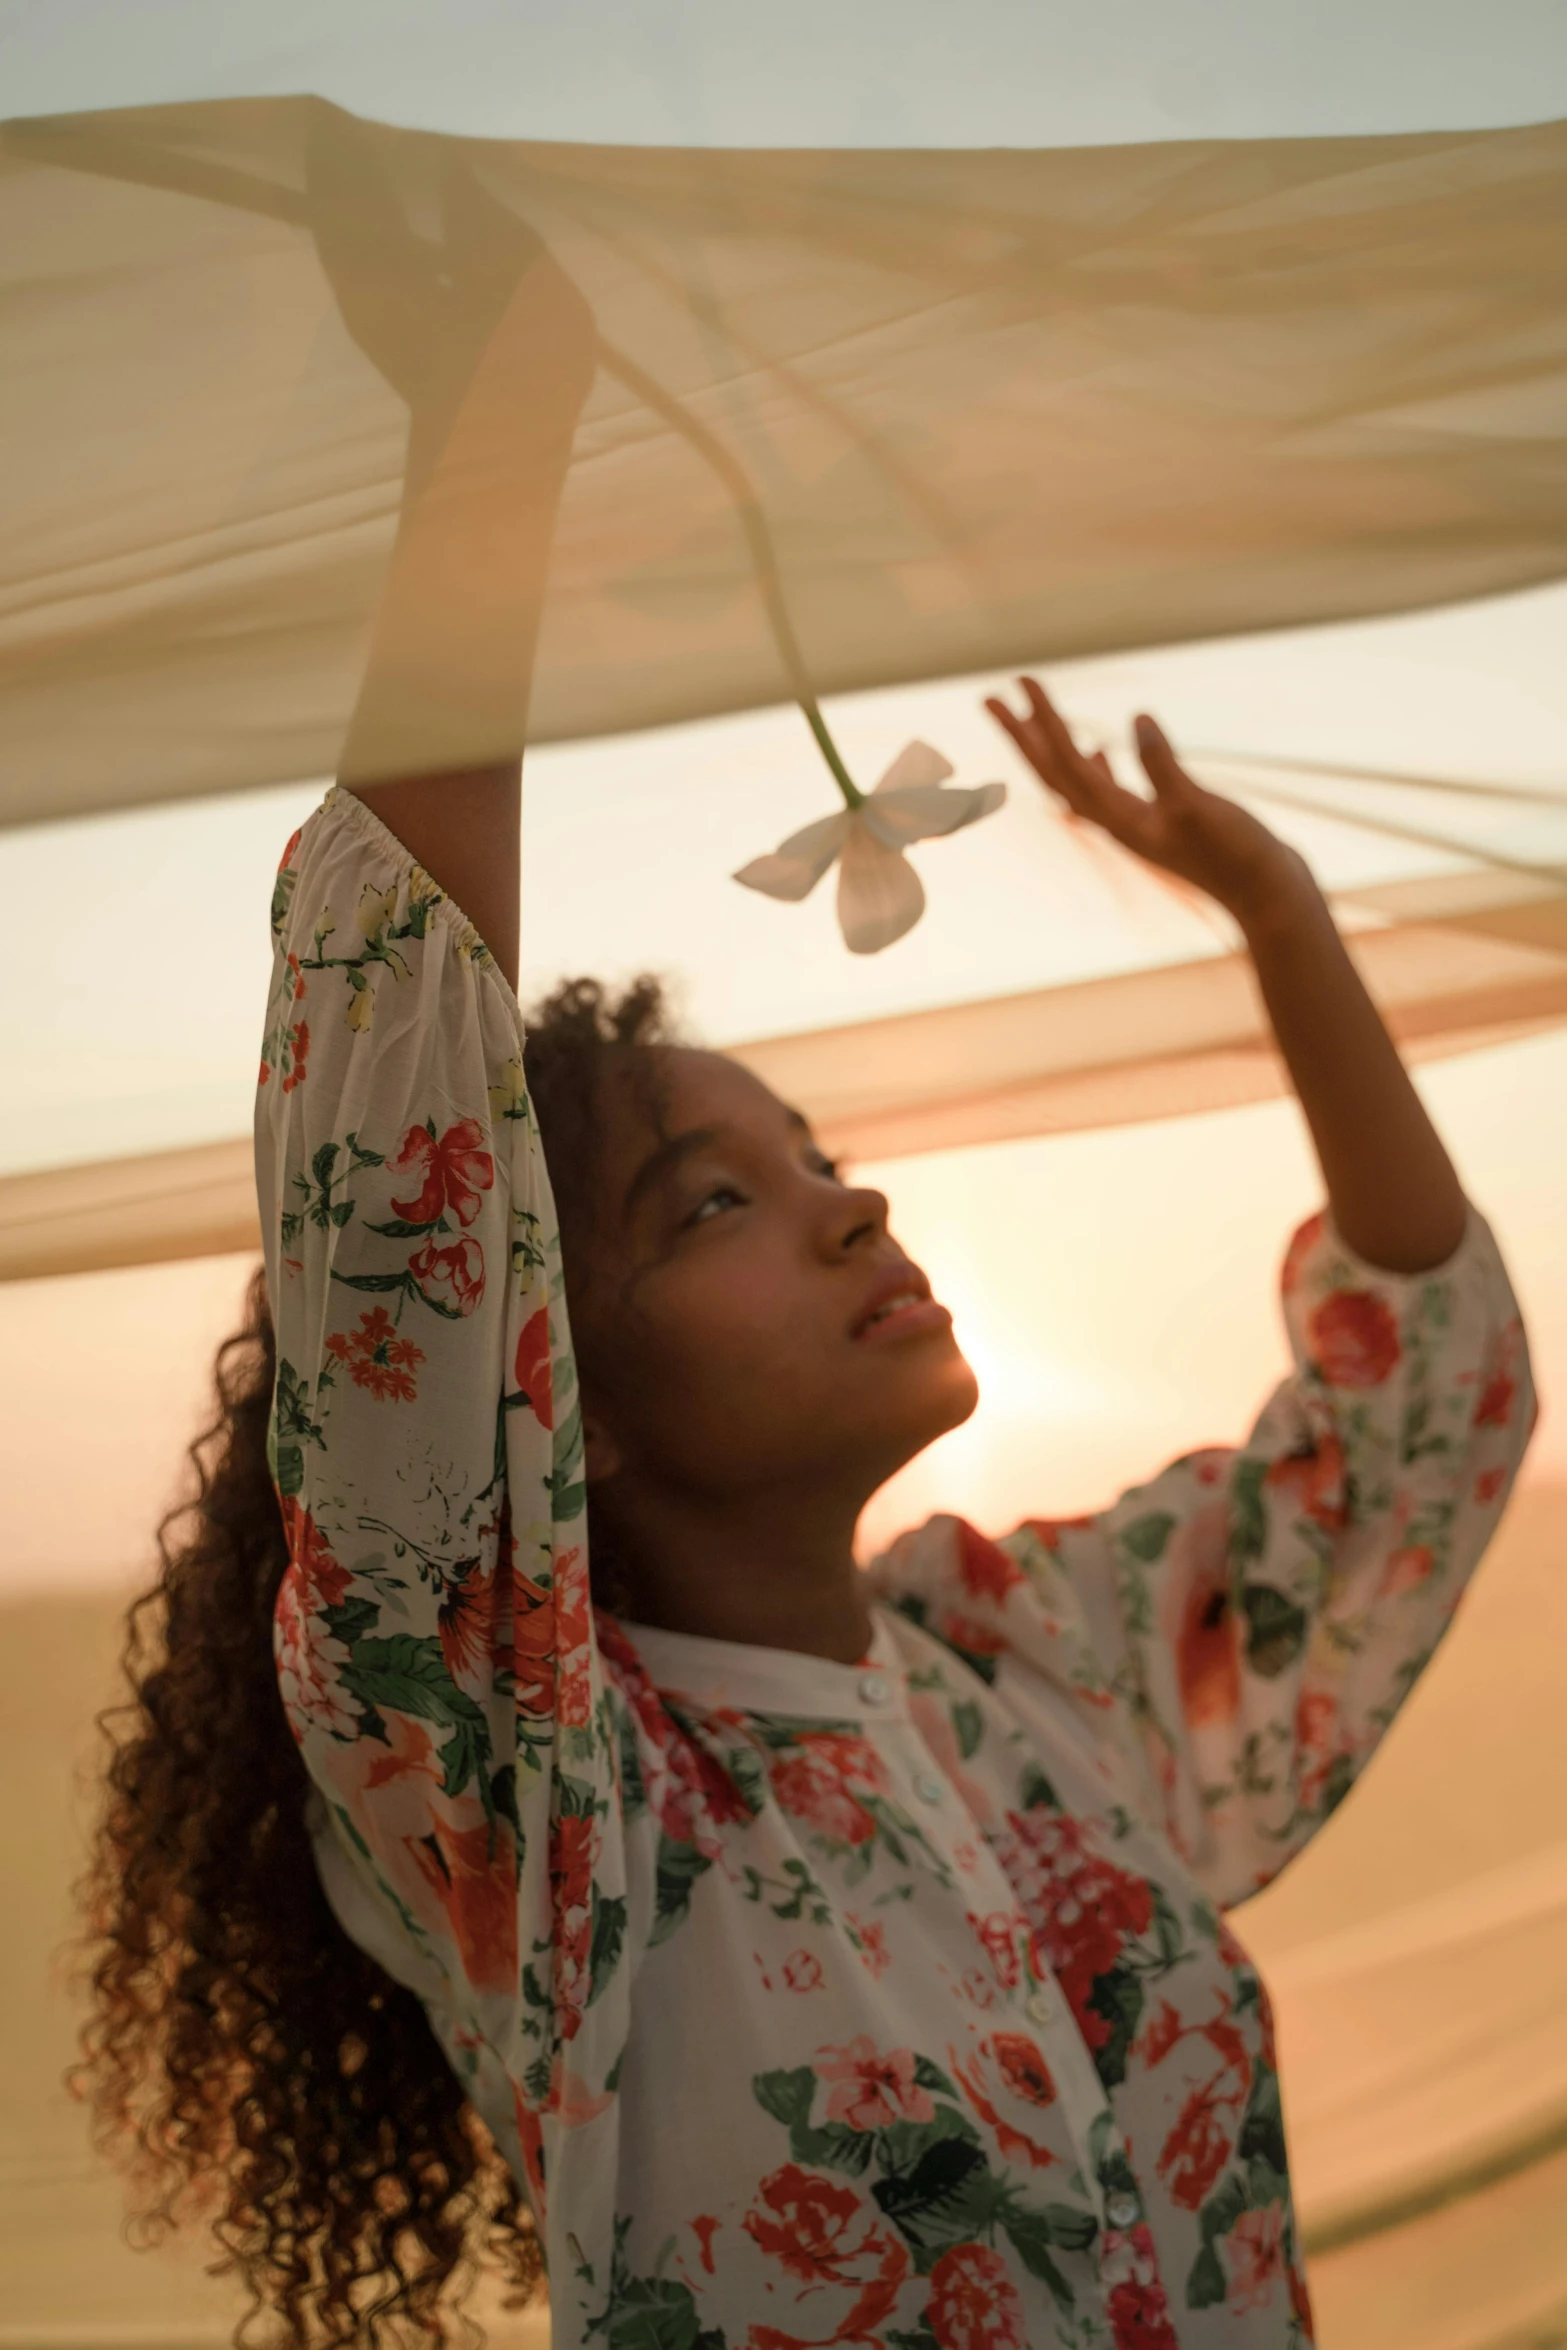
left=601, top=1478, right=876, bottom=1664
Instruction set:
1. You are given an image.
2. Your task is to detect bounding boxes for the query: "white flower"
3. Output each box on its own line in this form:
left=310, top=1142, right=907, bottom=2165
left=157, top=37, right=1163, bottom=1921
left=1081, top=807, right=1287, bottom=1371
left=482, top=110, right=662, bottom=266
left=732, top=742, right=1007, bottom=954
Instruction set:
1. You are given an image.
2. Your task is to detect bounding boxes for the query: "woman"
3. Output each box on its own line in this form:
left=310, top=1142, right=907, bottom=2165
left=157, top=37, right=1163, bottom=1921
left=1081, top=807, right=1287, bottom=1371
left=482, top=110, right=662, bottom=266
left=82, top=243, right=1534, bottom=2350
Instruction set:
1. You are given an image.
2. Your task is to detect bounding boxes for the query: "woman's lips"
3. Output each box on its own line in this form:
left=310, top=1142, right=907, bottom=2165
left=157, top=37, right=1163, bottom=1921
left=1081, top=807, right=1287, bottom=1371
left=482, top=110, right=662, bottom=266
left=851, top=1289, right=954, bottom=1344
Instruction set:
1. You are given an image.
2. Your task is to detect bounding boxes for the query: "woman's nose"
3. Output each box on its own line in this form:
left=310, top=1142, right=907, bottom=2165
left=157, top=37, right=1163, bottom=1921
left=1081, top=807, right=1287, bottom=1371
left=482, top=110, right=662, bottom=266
left=829, top=1182, right=890, bottom=1256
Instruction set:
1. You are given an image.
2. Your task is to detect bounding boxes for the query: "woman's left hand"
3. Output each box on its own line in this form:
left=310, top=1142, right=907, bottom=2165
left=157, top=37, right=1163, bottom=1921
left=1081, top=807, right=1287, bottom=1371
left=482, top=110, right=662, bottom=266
left=985, top=675, right=1312, bottom=931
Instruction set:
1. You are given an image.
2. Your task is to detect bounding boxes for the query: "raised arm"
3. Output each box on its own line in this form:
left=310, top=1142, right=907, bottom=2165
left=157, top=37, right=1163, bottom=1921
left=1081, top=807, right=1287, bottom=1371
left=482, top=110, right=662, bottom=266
left=909, top=682, right=1540, bottom=1904
left=333, top=189, right=597, bottom=985
left=984, top=680, right=1468, bottom=1274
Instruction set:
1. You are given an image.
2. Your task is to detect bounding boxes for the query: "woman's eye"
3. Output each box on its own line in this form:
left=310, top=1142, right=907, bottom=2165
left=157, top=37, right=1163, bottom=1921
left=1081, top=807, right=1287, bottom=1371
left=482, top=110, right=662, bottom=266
left=687, top=1183, right=747, bottom=1227
left=810, top=1152, right=844, bottom=1184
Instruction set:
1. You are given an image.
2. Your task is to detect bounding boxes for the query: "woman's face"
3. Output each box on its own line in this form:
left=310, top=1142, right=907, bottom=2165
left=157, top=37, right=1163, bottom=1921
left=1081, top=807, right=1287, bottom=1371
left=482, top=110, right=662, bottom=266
left=571, top=1047, right=979, bottom=1507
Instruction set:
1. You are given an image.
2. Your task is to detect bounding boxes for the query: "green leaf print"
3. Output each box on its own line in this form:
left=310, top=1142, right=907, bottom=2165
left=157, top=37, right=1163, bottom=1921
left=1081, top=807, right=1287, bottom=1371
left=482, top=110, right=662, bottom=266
left=1229, top=1455, right=1269, bottom=1565
left=751, top=2063, right=876, bottom=2177
left=270, top=1358, right=328, bottom=1497
left=1083, top=1962, right=1145, bottom=2089
left=649, top=1836, right=713, bottom=1946
left=1187, top=2240, right=1228, bottom=2309
left=871, top=2133, right=992, bottom=2267
left=1120, top=1510, right=1177, bottom=1564
left=1187, top=2166, right=1250, bottom=2308
left=1019, top=1760, right=1060, bottom=1811
left=589, top=1891, right=627, bottom=2006
left=996, top=2204, right=1077, bottom=2311
left=1241, top=1583, right=1309, bottom=1677
left=338, top=1634, right=492, bottom=1801
left=753, top=2063, right=816, bottom=2134
left=321, top=1594, right=380, bottom=1648
left=951, top=1698, right=984, bottom=1760
left=1236, top=2062, right=1288, bottom=2177
left=603, top=2274, right=707, bottom=2350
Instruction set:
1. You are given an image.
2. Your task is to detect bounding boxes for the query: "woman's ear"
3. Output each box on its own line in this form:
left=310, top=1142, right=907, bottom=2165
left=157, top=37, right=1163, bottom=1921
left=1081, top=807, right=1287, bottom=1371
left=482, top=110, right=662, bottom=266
left=581, top=1405, right=623, bottom=1487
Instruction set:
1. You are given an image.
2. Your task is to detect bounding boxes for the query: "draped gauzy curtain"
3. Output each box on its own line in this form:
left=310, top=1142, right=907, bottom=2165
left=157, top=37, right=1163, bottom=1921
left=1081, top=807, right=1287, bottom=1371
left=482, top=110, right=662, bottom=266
left=2, top=98, right=1566, bottom=1277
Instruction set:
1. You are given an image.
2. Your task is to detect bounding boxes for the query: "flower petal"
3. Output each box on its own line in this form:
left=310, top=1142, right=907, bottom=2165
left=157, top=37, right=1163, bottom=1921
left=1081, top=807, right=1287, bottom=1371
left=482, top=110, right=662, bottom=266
left=863, top=779, right=1007, bottom=846
left=732, top=810, right=851, bottom=902
left=836, top=821, right=926, bottom=954
left=873, top=739, right=954, bottom=796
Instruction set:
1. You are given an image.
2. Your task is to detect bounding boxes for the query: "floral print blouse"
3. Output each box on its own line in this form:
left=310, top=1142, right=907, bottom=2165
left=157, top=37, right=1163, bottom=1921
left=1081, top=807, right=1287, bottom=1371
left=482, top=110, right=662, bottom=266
left=258, top=785, right=1535, bottom=2350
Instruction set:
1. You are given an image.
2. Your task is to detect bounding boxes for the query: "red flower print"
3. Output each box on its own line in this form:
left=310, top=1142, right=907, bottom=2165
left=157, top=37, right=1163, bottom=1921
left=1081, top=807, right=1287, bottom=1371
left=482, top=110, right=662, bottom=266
left=409, top=1235, right=486, bottom=1316
left=1265, top=1429, right=1346, bottom=1530
left=1379, top=1542, right=1435, bottom=1598
left=277, top=1494, right=350, bottom=1612
left=508, top=1566, right=557, bottom=1720
left=1158, top=2080, right=1236, bottom=2210
left=281, top=1018, right=310, bottom=1094
left=770, top=1734, right=883, bottom=1849
left=1475, top=1368, right=1516, bottom=1427
left=814, top=2037, right=934, bottom=2133
left=847, top=1914, right=890, bottom=1979
left=437, top=1558, right=497, bottom=1687
left=937, top=1610, right=1006, bottom=1659
left=744, top=2164, right=867, bottom=2282
left=1226, top=2203, right=1285, bottom=2312
left=691, top=2215, right=721, bottom=2275
left=390, top=1115, right=494, bottom=1229
left=1308, top=1288, right=1401, bottom=1388
left=743, top=2166, right=910, bottom=2347
left=956, top=1520, right=1025, bottom=1602
left=783, top=1949, right=824, bottom=1993
left=273, top=1498, right=356, bottom=1740
left=1280, top=1211, right=1327, bottom=1297
left=409, top=1811, right=518, bottom=1998
left=1176, top=1564, right=1241, bottom=1729
left=1106, top=2277, right=1181, bottom=2350
left=552, top=1553, right=595, bottom=1731
left=361, top=1712, right=440, bottom=1792
left=966, top=1910, right=1022, bottom=1991
left=993, top=2031, right=1055, bottom=2107
left=991, top=1812, right=1154, bottom=2051
left=326, top=1306, right=425, bottom=1402
left=513, top=1305, right=554, bottom=1430
left=278, top=825, right=303, bottom=872
left=594, top=1613, right=756, bottom=1855
left=550, top=1807, right=599, bottom=2037
left=951, top=2032, right=1058, bottom=2171
left=1476, top=1463, right=1508, bottom=1505
left=927, top=2241, right=1025, bottom=2350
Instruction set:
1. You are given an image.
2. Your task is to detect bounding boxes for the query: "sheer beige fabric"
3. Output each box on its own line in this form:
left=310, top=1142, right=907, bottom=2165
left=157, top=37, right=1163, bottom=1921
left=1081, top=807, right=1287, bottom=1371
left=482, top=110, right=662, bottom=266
left=2, top=100, right=1566, bottom=824
left=6, top=866, right=1564, bottom=1281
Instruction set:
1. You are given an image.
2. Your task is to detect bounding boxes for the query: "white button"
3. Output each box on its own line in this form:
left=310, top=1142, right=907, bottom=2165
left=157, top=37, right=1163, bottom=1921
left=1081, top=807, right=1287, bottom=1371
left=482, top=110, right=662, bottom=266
left=1106, top=2192, right=1140, bottom=2230
left=858, top=1671, right=890, bottom=1706
left=1026, top=1990, right=1054, bottom=2026
left=914, top=1772, right=944, bottom=1806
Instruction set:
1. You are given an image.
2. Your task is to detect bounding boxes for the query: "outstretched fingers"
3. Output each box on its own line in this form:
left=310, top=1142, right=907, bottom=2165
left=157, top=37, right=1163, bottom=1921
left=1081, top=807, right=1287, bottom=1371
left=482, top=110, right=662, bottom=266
left=1132, top=711, right=1199, bottom=806
left=986, top=677, right=1160, bottom=853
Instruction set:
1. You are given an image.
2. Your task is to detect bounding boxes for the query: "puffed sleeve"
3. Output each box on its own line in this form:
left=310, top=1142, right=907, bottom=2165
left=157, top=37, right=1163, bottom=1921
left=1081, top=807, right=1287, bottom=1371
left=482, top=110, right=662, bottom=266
left=1081, top=1208, right=1535, bottom=1903
left=873, top=1206, right=1535, bottom=1910
left=255, top=783, right=633, bottom=2239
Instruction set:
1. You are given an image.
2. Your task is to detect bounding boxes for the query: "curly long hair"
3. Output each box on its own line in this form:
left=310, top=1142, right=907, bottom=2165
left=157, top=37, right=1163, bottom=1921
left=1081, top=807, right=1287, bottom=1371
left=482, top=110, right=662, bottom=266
left=74, top=974, right=672, bottom=2346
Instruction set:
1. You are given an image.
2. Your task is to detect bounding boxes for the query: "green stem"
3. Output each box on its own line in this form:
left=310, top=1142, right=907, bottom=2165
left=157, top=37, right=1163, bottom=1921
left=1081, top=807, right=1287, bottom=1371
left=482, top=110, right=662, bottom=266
left=596, top=335, right=864, bottom=810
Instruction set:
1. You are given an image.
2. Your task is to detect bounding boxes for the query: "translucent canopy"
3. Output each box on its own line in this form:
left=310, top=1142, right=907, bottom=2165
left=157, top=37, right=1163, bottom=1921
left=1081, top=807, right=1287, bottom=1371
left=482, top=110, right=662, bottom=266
left=3, top=101, right=1566, bottom=819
